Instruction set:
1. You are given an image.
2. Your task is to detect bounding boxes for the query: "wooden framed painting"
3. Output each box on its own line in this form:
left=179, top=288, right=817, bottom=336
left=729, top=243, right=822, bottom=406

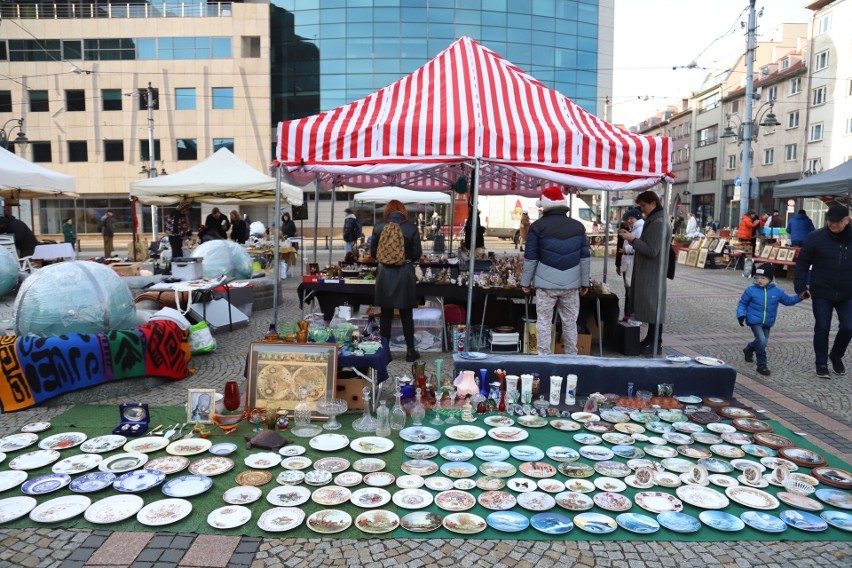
left=784, top=249, right=796, bottom=261
left=767, top=248, right=779, bottom=260
left=677, top=250, right=688, bottom=265
left=775, top=248, right=788, bottom=261
left=245, top=341, right=338, bottom=414
left=714, top=239, right=727, bottom=254
left=696, top=249, right=709, bottom=269
left=686, top=250, right=699, bottom=266
left=701, top=238, right=713, bottom=249
left=753, top=242, right=764, bottom=257
left=689, top=239, right=701, bottom=250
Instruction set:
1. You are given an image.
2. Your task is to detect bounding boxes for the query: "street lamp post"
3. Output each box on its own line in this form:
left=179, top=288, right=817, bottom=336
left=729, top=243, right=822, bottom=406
left=0, top=118, right=29, bottom=152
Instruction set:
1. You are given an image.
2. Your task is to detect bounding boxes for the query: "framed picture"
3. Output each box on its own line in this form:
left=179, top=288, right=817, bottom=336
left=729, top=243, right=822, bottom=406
left=245, top=341, right=338, bottom=414
left=677, top=250, right=688, bottom=265
left=701, top=238, right=712, bottom=249
left=686, top=250, right=699, bottom=266
left=714, top=239, right=727, bottom=254
left=767, top=248, right=778, bottom=260
left=782, top=249, right=795, bottom=261
left=775, top=248, right=787, bottom=261
left=187, top=388, right=216, bottom=423
left=689, top=239, right=701, bottom=250
left=696, top=249, right=709, bottom=269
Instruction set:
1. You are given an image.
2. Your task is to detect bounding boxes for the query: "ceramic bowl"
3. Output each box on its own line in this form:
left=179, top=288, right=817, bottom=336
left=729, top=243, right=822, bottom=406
left=784, top=479, right=815, bottom=495
left=666, top=355, right=691, bottom=364
left=359, top=342, right=381, bottom=355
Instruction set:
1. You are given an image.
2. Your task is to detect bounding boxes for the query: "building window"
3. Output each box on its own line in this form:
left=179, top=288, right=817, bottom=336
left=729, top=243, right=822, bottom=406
left=31, top=142, right=52, bottom=163
left=30, top=90, right=49, bottom=113
left=68, top=141, right=88, bottom=162
left=140, top=140, right=162, bottom=162
left=697, top=125, right=717, bottom=148
left=812, top=86, right=827, bottom=106
left=762, top=148, right=774, bottom=165
left=0, top=90, right=11, bottom=113
left=138, top=88, right=159, bottom=111
left=83, top=38, right=136, bottom=61
left=212, top=87, right=234, bottom=110
left=785, top=144, right=797, bottom=161
left=818, top=14, right=831, bottom=33
left=789, top=77, right=802, bottom=95
left=787, top=111, right=799, bottom=129
left=815, top=50, right=829, bottom=71
left=66, top=90, right=86, bottom=112
left=241, top=36, right=260, bottom=58
left=102, top=89, right=122, bottom=111
left=698, top=93, right=720, bottom=114
left=766, top=86, right=777, bottom=101
left=213, top=138, right=234, bottom=153
left=847, top=118, right=852, bottom=134
left=695, top=158, right=716, bottom=182
left=177, top=139, right=198, bottom=161
left=104, top=140, right=124, bottom=162
left=726, top=155, right=736, bottom=170
left=810, top=123, right=824, bottom=142
left=175, top=88, right=196, bottom=110
left=807, top=158, right=822, bottom=175
left=781, top=57, right=789, bottom=70
left=730, top=100, right=739, bottom=114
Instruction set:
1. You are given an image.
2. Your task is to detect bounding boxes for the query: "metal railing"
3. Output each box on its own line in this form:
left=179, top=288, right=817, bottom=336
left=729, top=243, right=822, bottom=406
left=0, top=2, right=233, bottom=19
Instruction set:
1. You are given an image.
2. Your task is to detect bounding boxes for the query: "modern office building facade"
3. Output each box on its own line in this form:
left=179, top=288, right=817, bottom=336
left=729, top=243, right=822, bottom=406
left=0, top=0, right=614, bottom=244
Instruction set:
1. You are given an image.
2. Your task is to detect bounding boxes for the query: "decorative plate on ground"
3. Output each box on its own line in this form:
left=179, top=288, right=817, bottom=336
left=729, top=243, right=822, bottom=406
left=742, top=444, right=776, bottom=458
left=474, top=445, right=511, bottom=462
left=699, top=510, right=744, bottom=532
left=717, top=406, right=755, bottom=420
left=165, top=439, right=212, bottom=456
left=453, top=479, right=476, bottom=490
left=706, top=423, right=736, bottom=434
left=530, top=512, right=573, bottom=535
left=779, top=510, right=828, bottom=532
left=21, top=473, right=71, bottom=496
left=441, top=461, right=478, bottom=479
left=399, top=426, right=441, bottom=443
left=677, top=446, right=712, bottom=460
left=662, top=432, right=693, bottom=446
left=304, top=470, right=333, bottom=486
left=84, top=494, right=145, bottom=525
left=440, top=445, right=475, bottom=461
left=517, top=491, right=557, bottom=512
left=509, top=445, right=545, bottom=462
left=161, top=475, right=213, bottom=498
left=223, top=485, right=262, bottom=505
left=279, top=445, right=306, bottom=457
left=349, top=487, right=391, bottom=508
left=393, top=488, right=433, bottom=510
left=434, top=490, right=476, bottom=511
left=364, top=471, right=396, bottom=487
left=594, top=477, right=627, bottom=493
left=146, top=456, right=190, bottom=475
left=113, top=468, right=166, bottom=493
left=656, top=511, right=701, bottom=533
left=676, top=485, right=729, bottom=509
left=613, top=445, right=646, bottom=459
left=740, top=511, right=787, bottom=533
left=9, top=449, right=61, bottom=471
left=352, top=458, right=385, bottom=473
left=634, top=492, right=683, bottom=514
left=821, top=510, right=852, bottom=532
left=550, top=419, right=581, bottom=432
left=698, top=458, right=734, bottom=474
left=573, top=433, right=602, bottom=445
left=563, top=478, right=596, bottom=494
left=350, top=437, right=395, bottom=455
left=306, top=509, right=352, bottom=534
left=537, top=479, right=565, bottom=493
left=314, top=457, right=350, bottom=474
left=245, top=452, right=283, bottom=469
left=760, top=457, right=798, bottom=471
left=593, top=491, right=632, bottom=512
left=207, top=505, right=252, bottom=530
left=517, top=415, right=548, bottom=428
left=80, top=435, right=127, bottom=454
left=625, top=470, right=656, bottom=490
left=36, top=432, right=86, bottom=451
left=400, top=511, right=443, bottom=533
left=545, top=446, right=580, bottom=463
left=578, top=446, right=614, bottom=461
left=731, top=418, right=773, bottom=434
left=123, top=436, right=169, bottom=454
left=725, top=486, right=779, bottom=510
left=68, top=472, right=115, bottom=494
left=812, top=467, right=852, bottom=490
left=644, top=445, right=678, bottom=459
left=276, top=470, right=305, bottom=486
left=257, top=506, right=304, bottom=532
left=654, top=471, right=682, bottom=488
left=477, top=490, right=516, bottom=511
left=486, top=510, right=530, bottom=533
left=0, top=470, right=28, bottom=493
left=29, top=495, right=91, bottom=524
left=710, top=444, right=746, bottom=459
left=570, top=412, right=600, bottom=423
left=423, top=477, right=453, bottom=491
left=602, top=432, right=635, bottom=446
left=355, top=510, right=400, bottom=534
left=555, top=491, right=594, bottom=511
left=692, top=432, right=724, bottom=445
left=617, top=512, right=660, bottom=534
left=235, top=470, right=273, bottom=487
left=615, top=422, right=646, bottom=435
left=442, top=512, right=487, bottom=534
left=673, top=422, right=704, bottom=434
left=584, top=421, right=614, bottom=434
left=21, top=422, right=51, bottom=433
left=775, top=491, right=823, bottom=512
left=574, top=512, right=618, bottom=534
left=483, top=415, right=515, bottom=427
left=519, top=462, right=557, bottom=478
left=309, top=433, right=350, bottom=452
left=444, top=425, right=486, bottom=441
left=732, top=459, right=766, bottom=472
left=594, top=461, right=631, bottom=478
left=405, top=444, right=439, bottom=460
left=188, top=456, right=234, bottom=477
left=52, top=453, right=103, bottom=475
left=334, top=472, right=363, bottom=487
left=600, top=410, right=631, bottom=423
left=506, top=477, right=537, bottom=493
left=400, top=459, right=438, bottom=476
left=310, top=486, right=352, bottom=506
left=721, top=431, right=753, bottom=445
left=279, top=456, right=313, bottom=471
left=777, top=447, right=827, bottom=468
left=209, top=443, right=238, bottom=456
left=752, top=432, right=795, bottom=450
left=557, top=463, right=595, bottom=479
left=688, top=411, right=721, bottom=425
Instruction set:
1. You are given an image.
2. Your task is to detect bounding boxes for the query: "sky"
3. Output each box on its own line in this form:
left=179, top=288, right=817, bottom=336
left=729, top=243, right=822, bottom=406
left=611, top=0, right=813, bottom=127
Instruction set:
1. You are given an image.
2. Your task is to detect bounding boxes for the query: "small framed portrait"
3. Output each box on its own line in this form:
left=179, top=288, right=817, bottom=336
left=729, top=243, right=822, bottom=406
left=187, top=388, right=216, bottom=423
left=787, top=249, right=798, bottom=261
left=762, top=246, right=774, bottom=260
left=768, top=248, right=780, bottom=260
left=686, top=250, right=699, bottom=266
left=689, top=239, right=702, bottom=250
left=696, top=249, right=709, bottom=269
left=677, top=250, right=688, bottom=265
left=776, top=248, right=788, bottom=261
left=714, top=239, right=727, bottom=254
left=701, top=238, right=713, bottom=249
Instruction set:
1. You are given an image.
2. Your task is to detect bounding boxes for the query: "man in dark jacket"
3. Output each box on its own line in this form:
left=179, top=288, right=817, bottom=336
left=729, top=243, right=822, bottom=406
left=0, top=215, right=39, bottom=258
left=794, top=204, right=852, bottom=379
left=521, top=186, right=590, bottom=355
left=787, top=209, right=816, bottom=247
left=203, top=207, right=229, bottom=241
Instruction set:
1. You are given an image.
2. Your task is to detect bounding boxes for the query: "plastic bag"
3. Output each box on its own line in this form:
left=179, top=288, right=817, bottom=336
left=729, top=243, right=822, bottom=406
left=189, top=321, right=216, bottom=354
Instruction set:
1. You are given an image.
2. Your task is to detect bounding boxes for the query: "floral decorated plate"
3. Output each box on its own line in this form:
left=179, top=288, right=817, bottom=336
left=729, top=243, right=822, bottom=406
left=36, top=432, right=86, bottom=451
left=188, top=456, right=234, bottom=477
left=165, top=439, right=212, bottom=456
left=676, top=485, right=729, bottom=509
left=80, top=435, right=127, bottom=454
left=207, top=505, right=252, bottom=530
left=393, top=488, right=434, bottom=510
left=161, top=475, right=213, bottom=498
left=84, top=494, right=144, bottom=524
left=434, top=490, right=476, bottom=512
left=442, top=512, right=487, bottom=534
left=477, top=490, right=516, bottom=511
left=223, top=485, right=262, bottom=505
left=593, top=491, right=632, bottom=512
left=574, top=512, right=618, bottom=534
left=311, top=486, right=352, bottom=506
left=246, top=452, right=283, bottom=469
left=314, top=457, right=350, bottom=474
left=257, top=506, right=305, bottom=532
left=555, top=491, right=594, bottom=511
left=400, top=511, right=443, bottom=533
left=279, top=456, right=313, bottom=471
left=355, top=510, right=400, bottom=534
left=52, top=453, right=103, bottom=475
left=145, top=456, right=191, bottom=476
left=29, top=495, right=91, bottom=523
left=350, top=487, right=391, bottom=508
left=9, top=449, right=61, bottom=471
left=68, top=472, right=115, bottom=494
left=474, top=445, right=511, bottom=462
left=635, top=491, right=683, bottom=514
left=405, top=444, right=439, bottom=460
left=517, top=491, right=557, bottom=512
left=123, top=436, right=169, bottom=454
left=334, top=471, right=363, bottom=487
left=423, top=476, right=453, bottom=491
left=350, top=437, right=395, bottom=454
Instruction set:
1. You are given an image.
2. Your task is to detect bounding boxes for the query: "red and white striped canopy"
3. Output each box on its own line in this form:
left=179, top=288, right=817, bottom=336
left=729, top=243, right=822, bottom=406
left=276, top=36, right=671, bottom=195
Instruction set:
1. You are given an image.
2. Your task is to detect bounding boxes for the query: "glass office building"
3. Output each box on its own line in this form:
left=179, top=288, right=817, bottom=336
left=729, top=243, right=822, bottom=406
left=271, top=0, right=613, bottom=123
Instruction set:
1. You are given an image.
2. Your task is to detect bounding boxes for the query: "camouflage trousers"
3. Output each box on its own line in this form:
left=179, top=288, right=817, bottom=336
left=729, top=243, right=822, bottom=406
left=535, top=288, right=580, bottom=355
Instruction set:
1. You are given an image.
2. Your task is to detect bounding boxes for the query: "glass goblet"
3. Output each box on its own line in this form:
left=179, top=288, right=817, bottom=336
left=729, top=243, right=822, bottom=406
left=429, top=391, right=445, bottom=425
left=316, top=397, right=348, bottom=430
left=444, top=389, right=459, bottom=425
left=249, top=408, right=266, bottom=432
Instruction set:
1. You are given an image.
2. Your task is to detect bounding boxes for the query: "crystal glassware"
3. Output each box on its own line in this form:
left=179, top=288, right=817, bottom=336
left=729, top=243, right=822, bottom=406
left=352, top=387, right=378, bottom=433
left=291, top=387, right=322, bottom=437
left=429, top=390, right=445, bottom=425
left=316, top=396, right=348, bottom=430
left=222, top=381, right=242, bottom=412
left=411, top=388, right=426, bottom=426
left=375, top=400, right=391, bottom=437
left=444, top=388, right=459, bottom=425
left=390, top=388, right=406, bottom=430
left=249, top=408, right=266, bottom=432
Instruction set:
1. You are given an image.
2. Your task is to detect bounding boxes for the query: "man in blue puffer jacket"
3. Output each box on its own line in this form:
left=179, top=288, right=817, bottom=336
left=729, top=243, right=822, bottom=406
left=521, top=186, right=590, bottom=355
left=737, top=263, right=805, bottom=376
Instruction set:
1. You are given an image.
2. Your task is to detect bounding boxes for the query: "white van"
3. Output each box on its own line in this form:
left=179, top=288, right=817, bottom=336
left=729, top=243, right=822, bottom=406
left=477, top=195, right=596, bottom=241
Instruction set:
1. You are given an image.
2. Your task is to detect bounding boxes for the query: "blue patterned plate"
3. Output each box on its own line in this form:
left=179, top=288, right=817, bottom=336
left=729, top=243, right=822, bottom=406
left=161, top=475, right=213, bottom=498
left=113, top=468, right=166, bottom=493
left=69, top=472, right=116, bottom=493
left=780, top=509, right=828, bottom=532
left=21, top=473, right=71, bottom=495
left=530, top=512, right=573, bottom=534
left=486, top=510, right=529, bottom=532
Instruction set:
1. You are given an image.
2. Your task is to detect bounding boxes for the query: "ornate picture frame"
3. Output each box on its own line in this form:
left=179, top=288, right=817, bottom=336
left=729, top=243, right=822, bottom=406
left=245, top=341, right=338, bottom=414
left=187, top=388, right=216, bottom=424
left=686, top=250, right=699, bottom=266
left=696, top=249, right=709, bottom=269
left=677, top=250, right=688, bottom=265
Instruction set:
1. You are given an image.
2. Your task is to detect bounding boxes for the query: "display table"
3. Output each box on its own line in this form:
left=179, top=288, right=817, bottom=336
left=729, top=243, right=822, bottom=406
left=31, top=242, right=75, bottom=261
left=338, top=341, right=392, bottom=403
left=246, top=247, right=298, bottom=268
left=453, top=353, right=737, bottom=398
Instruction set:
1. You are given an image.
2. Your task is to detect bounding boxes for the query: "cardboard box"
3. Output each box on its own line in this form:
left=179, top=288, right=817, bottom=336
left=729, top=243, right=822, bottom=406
left=335, top=376, right=367, bottom=410
left=554, top=332, right=592, bottom=354
left=110, top=262, right=143, bottom=276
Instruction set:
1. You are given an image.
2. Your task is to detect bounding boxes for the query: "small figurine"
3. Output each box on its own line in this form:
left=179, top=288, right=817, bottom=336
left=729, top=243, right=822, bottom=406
left=462, top=395, right=476, bottom=422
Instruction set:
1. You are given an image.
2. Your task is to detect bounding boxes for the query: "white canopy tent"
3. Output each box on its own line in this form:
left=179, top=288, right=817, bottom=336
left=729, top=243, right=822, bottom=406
left=352, top=186, right=452, bottom=204
left=0, top=145, right=77, bottom=199
left=129, top=148, right=303, bottom=206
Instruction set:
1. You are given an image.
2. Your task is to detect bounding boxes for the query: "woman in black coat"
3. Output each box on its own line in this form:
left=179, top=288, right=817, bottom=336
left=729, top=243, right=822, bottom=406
left=370, top=199, right=423, bottom=362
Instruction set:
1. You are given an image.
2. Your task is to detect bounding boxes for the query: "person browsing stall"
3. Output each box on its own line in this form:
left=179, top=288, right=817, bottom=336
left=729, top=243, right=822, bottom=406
left=617, top=208, right=644, bottom=321
left=787, top=209, right=816, bottom=247
left=737, top=263, right=805, bottom=376
left=521, top=186, right=590, bottom=355
left=370, top=199, right=423, bottom=363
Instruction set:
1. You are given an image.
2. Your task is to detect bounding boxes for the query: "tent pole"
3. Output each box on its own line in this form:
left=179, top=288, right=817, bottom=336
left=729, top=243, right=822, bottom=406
left=448, top=195, right=455, bottom=256
left=329, top=185, right=336, bottom=266
left=272, top=165, right=282, bottom=332
left=602, top=195, right=610, bottom=284
left=652, top=181, right=671, bottom=352
left=464, top=159, right=481, bottom=344
left=312, top=175, right=319, bottom=264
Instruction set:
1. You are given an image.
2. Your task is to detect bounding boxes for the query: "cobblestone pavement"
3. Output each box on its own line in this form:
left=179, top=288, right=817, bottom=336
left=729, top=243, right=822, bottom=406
left=0, top=252, right=850, bottom=567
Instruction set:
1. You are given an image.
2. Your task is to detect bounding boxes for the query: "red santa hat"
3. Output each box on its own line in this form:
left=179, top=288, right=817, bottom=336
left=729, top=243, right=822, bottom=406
left=536, top=186, right=567, bottom=210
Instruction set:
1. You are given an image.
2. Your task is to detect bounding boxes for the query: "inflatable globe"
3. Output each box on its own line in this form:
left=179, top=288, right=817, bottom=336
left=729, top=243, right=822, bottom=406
left=191, top=240, right=253, bottom=279
left=0, top=246, right=19, bottom=296
left=14, top=261, right=136, bottom=336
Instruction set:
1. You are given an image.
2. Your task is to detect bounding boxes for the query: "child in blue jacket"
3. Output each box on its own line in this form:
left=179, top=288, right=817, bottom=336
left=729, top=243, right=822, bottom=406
left=737, top=263, right=807, bottom=376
